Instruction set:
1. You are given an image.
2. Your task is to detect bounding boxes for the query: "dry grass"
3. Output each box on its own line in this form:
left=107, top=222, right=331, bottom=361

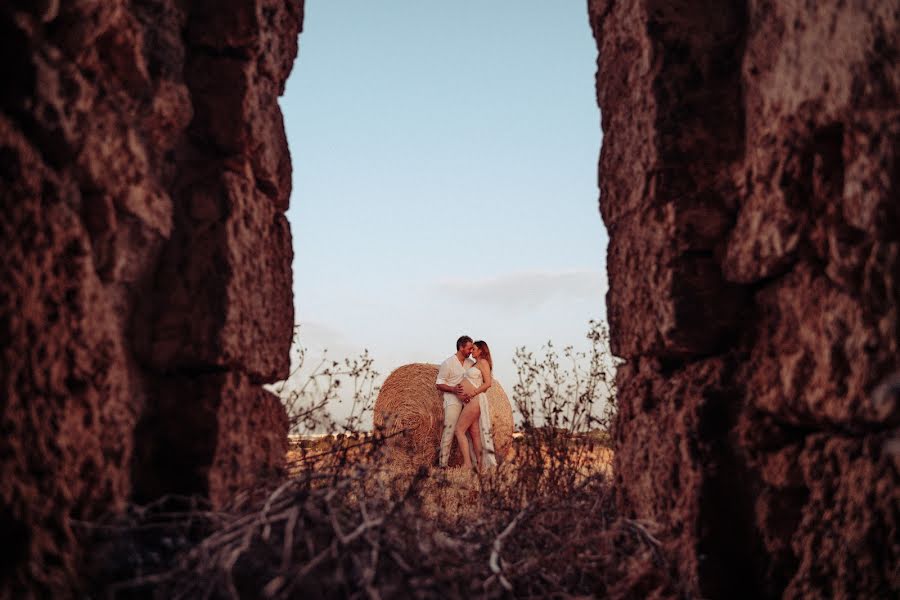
left=77, top=323, right=685, bottom=598
left=286, top=430, right=613, bottom=522
left=79, top=432, right=682, bottom=599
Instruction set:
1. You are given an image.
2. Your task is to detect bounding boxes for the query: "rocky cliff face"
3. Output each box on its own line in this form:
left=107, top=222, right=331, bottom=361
left=0, top=0, right=301, bottom=595
left=590, top=0, right=899, bottom=597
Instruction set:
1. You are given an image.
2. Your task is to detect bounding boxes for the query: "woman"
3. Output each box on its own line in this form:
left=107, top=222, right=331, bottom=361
left=454, top=340, right=499, bottom=470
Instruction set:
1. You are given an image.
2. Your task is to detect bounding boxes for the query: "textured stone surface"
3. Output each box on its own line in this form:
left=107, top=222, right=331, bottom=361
left=0, top=1, right=301, bottom=595
left=136, top=165, right=294, bottom=382
left=591, top=0, right=899, bottom=597
left=0, top=114, right=135, bottom=596
left=132, top=373, right=289, bottom=507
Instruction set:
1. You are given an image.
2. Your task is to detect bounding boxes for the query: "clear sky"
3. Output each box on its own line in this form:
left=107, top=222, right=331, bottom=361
left=279, top=0, right=607, bottom=410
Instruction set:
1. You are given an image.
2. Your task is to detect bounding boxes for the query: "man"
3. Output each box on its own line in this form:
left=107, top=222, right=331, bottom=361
left=435, top=335, right=475, bottom=467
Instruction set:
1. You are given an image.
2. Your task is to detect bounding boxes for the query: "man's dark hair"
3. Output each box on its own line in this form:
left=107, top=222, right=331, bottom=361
left=456, top=335, right=473, bottom=350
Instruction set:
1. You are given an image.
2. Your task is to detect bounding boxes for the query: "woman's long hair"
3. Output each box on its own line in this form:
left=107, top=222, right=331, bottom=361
left=474, top=340, right=493, bottom=372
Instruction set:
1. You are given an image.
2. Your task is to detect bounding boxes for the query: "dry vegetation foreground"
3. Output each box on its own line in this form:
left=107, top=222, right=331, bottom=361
left=78, top=325, right=682, bottom=597
left=81, top=432, right=685, bottom=599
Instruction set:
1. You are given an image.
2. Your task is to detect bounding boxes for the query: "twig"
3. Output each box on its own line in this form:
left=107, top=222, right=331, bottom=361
left=489, top=505, right=530, bottom=591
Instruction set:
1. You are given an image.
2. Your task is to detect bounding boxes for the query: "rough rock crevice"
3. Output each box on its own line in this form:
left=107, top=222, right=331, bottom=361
left=591, top=0, right=899, bottom=597
left=0, top=1, right=303, bottom=595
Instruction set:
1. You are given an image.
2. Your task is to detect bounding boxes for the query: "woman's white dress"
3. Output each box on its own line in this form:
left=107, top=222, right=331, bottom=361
left=464, top=364, right=498, bottom=469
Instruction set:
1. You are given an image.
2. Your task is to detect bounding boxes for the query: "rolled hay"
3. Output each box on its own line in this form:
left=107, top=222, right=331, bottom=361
left=373, top=363, right=514, bottom=469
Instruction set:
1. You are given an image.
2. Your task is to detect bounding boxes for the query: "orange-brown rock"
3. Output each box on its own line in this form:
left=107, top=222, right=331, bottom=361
left=591, top=0, right=899, bottom=597
left=0, top=1, right=302, bottom=595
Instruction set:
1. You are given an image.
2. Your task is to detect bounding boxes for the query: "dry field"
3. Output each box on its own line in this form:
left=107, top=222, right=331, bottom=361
left=82, top=429, right=683, bottom=599
left=286, top=430, right=614, bottom=528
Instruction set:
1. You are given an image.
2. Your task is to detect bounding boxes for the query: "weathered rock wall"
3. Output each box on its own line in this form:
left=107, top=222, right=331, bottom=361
left=0, top=1, right=302, bottom=595
left=590, top=0, right=899, bottom=597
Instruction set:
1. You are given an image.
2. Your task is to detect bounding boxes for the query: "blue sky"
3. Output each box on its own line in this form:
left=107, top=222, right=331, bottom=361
left=280, top=0, right=607, bottom=403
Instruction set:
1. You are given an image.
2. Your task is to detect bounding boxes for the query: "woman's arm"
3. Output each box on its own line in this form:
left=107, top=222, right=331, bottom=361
left=473, top=359, right=493, bottom=394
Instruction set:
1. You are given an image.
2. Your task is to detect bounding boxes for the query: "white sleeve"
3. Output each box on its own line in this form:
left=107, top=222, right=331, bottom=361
left=436, top=359, right=450, bottom=385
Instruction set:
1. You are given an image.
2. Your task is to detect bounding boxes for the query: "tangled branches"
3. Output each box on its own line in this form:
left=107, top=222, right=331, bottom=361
left=78, top=323, right=685, bottom=598
left=83, top=468, right=683, bottom=599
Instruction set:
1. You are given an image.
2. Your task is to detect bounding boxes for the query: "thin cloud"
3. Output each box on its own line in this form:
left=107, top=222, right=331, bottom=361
left=434, top=269, right=607, bottom=310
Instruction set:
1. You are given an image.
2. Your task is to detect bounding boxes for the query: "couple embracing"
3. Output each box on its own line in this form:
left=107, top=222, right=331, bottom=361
left=435, top=336, right=498, bottom=471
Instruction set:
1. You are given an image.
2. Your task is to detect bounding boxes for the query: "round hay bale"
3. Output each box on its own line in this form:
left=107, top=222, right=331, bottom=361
left=373, top=363, right=514, bottom=469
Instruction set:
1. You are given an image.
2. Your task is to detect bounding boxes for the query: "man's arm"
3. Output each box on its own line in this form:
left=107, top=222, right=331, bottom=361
left=435, top=360, right=468, bottom=399
left=436, top=382, right=469, bottom=401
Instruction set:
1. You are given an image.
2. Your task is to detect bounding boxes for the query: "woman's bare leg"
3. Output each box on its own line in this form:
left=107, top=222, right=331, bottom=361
left=468, top=419, right=482, bottom=471
left=454, top=401, right=481, bottom=469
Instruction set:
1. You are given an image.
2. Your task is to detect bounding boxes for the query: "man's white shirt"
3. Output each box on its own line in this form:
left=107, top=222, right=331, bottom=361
left=436, top=354, right=476, bottom=408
